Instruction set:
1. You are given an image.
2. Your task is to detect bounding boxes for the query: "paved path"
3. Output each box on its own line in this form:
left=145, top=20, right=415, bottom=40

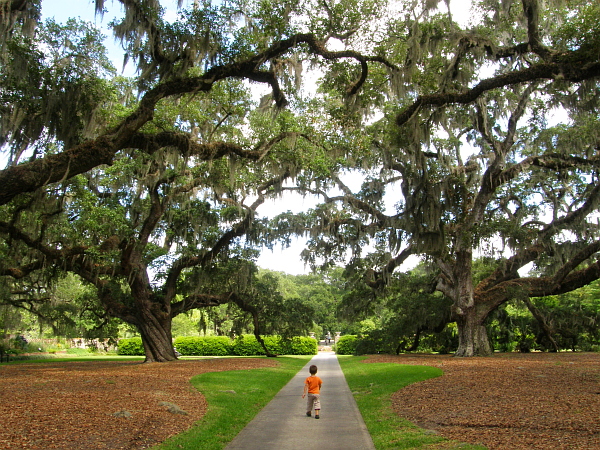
left=225, top=352, right=375, bottom=450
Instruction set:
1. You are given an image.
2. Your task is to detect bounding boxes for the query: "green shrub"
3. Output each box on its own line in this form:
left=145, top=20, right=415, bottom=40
left=174, top=336, right=232, bottom=356
left=169, top=335, right=318, bottom=357
left=117, top=337, right=144, bottom=356
left=231, top=335, right=267, bottom=356
left=335, top=335, right=358, bottom=355
left=263, top=336, right=284, bottom=354
left=281, top=336, right=318, bottom=355
left=230, top=335, right=317, bottom=356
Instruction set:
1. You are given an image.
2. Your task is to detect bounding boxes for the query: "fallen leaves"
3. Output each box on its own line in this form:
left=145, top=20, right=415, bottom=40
left=2, top=353, right=599, bottom=449
left=368, top=352, right=600, bottom=450
left=0, top=358, right=276, bottom=450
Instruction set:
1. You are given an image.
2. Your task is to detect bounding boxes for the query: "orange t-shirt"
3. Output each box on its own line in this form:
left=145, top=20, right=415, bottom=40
left=305, top=375, right=322, bottom=394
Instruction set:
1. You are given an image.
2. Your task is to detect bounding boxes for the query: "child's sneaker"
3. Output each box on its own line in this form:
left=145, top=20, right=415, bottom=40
left=306, top=412, right=311, bottom=417
left=315, top=414, right=320, bottom=419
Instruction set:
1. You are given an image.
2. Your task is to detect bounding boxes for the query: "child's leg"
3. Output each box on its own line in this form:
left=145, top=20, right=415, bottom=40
left=306, top=394, right=314, bottom=414
left=313, top=395, right=321, bottom=418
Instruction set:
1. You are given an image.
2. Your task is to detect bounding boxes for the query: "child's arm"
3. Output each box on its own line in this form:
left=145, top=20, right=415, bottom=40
left=302, top=381, right=308, bottom=398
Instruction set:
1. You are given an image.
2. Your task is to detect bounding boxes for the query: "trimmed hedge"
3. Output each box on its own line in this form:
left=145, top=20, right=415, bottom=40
left=335, top=335, right=358, bottom=355
left=282, top=336, right=318, bottom=355
left=117, top=335, right=318, bottom=357
left=117, top=337, right=144, bottom=356
left=231, top=335, right=267, bottom=356
left=230, top=335, right=317, bottom=356
left=174, top=336, right=231, bottom=356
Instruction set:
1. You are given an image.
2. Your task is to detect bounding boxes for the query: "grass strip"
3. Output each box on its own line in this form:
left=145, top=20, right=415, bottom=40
left=338, top=356, right=487, bottom=450
left=154, top=355, right=311, bottom=450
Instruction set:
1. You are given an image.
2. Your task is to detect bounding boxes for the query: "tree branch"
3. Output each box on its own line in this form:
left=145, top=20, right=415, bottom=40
left=162, top=170, right=292, bottom=302
left=396, top=58, right=600, bottom=127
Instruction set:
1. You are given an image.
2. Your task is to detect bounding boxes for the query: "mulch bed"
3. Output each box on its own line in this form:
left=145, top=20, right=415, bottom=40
left=367, top=352, right=600, bottom=450
left=0, top=358, right=276, bottom=450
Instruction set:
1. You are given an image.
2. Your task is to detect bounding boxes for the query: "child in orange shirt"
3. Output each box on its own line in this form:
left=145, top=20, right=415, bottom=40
left=302, top=364, right=322, bottom=419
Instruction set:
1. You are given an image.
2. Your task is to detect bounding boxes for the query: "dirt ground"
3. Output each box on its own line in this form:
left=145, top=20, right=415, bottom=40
left=1, top=353, right=599, bottom=450
left=0, top=358, right=277, bottom=450
left=368, top=352, right=600, bottom=450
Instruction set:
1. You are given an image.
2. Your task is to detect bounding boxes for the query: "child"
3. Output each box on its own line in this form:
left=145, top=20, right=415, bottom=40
left=302, top=364, right=322, bottom=419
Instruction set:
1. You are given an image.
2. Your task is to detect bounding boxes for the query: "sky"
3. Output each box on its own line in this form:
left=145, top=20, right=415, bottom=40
left=36, top=0, right=477, bottom=275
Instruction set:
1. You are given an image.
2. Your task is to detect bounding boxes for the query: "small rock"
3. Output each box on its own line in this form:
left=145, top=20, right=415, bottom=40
left=158, top=401, right=188, bottom=415
left=112, top=410, right=132, bottom=418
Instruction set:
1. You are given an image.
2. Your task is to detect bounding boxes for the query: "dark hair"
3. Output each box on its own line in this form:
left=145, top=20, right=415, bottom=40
left=309, top=365, right=318, bottom=375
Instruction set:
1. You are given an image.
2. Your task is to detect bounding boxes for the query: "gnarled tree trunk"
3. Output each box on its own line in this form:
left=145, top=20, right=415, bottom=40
left=454, top=307, right=492, bottom=357
left=136, top=304, right=177, bottom=362
left=444, top=248, right=493, bottom=357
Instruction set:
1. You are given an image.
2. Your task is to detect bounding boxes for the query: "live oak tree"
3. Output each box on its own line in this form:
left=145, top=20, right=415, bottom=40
left=0, top=0, right=398, bottom=360
left=277, top=0, right=600, bottom=356
left=0, top=130, right=296, bottom=361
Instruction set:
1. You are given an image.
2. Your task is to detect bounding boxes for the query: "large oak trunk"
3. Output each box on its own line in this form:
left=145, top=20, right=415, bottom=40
left=454, top=308, right=492, bottom=357
left=136, top=305, right=177, bottom=363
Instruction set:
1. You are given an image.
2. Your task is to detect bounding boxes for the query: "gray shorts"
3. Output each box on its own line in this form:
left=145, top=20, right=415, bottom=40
left=306, top=393, right=321, bottom=411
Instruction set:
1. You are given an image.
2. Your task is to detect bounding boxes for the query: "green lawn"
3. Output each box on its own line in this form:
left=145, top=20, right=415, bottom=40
left=155, top=354, right=486, bottom=450
left=338, top=356, right=487, bottom=450
left=153, top=355, right=311, bottom=450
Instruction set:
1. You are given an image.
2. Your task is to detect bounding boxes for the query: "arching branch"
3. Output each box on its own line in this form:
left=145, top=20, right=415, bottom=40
left=0, top=31, right=394, bottom=206
left=161, top=169, right=292, bottom=302
left=396, top=58, right=600, bottom=127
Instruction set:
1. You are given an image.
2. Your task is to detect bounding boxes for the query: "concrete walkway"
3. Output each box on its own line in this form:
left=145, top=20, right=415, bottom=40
left=225, top=352, right=375, bottom=450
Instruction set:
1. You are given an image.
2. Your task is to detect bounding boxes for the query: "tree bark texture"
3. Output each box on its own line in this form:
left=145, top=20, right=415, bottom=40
left=454, top=310, right=492, bottom=357
left=135, top=304, right=177, bottom=363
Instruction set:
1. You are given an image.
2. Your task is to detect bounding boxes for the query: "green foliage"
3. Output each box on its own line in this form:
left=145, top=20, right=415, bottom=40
left=354, top=329, right=396, bottom=355
left=280, top=336, right=318, bottom=355
left=1, top=18, right=116, bottom=158
left=117, top=337, right=144, bottom=356
left=334, top=264, right=453, bottom=354
left=229, top=334, right=266, bottom=356
left=65, top=347, right=91, bottom=355
left=554, top=3, right=600, bottom=52
left=163, top=334, right=318, bottom=357
left=489, top=282, right=600, bottom=353
left=174, top=336, right=232, bottom=356
left=335, top=335, right=358, bottom=355
left=229, top=335, right=317, bottom=356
